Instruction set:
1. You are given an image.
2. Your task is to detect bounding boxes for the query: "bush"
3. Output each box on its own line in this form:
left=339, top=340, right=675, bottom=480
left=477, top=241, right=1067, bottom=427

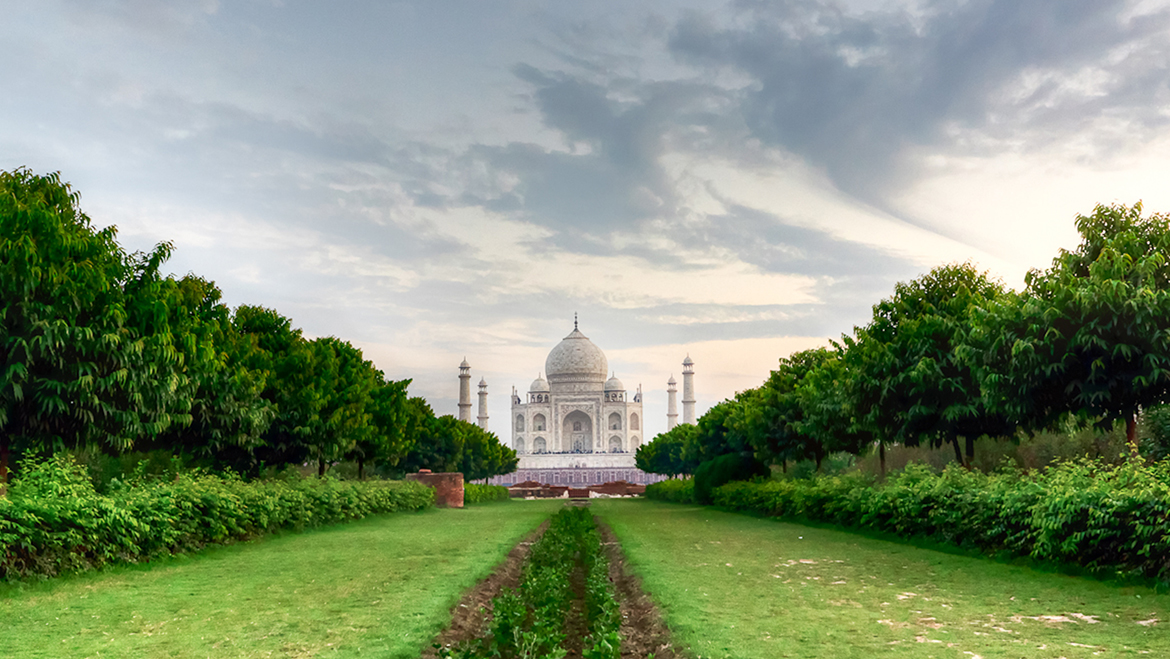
left=1143, top=405, right=1170, bottom=461
left=463, top=483, right=509, bottom=504
left=645, top=478, right=694, bottom=503
left=0, top=455, right=434, bottom=580
left=693, top=453, right=771, bottom=505
left=702, top=458, right=1170, bottom=584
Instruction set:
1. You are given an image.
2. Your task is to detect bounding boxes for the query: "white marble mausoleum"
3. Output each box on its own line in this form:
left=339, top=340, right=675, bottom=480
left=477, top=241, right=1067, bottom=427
left=484, top=321, right=668, bottom=486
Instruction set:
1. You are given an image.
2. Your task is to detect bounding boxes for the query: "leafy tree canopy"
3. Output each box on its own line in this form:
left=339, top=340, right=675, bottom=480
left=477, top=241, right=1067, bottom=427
left=845, top=263, right=1011, bottom=465
left=636, top=423, right=696, bottom=476
left=0, top=169, right=185, bottom=481
left=964, top=203, right=1170, bottom=451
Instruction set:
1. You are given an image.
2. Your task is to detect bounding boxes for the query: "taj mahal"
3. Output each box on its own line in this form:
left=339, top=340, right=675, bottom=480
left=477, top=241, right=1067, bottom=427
left=462, top=319, right=694, bottom=486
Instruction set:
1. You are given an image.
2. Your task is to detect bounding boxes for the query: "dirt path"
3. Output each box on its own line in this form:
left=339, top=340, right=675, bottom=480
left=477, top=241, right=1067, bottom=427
left=597, top=521, right=682, bottom=659
left=421, top=520, right=549, bottom=659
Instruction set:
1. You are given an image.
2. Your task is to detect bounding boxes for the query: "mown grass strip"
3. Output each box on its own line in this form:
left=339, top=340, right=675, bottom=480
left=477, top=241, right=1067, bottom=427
left=1, top=499, right=561, bottom=659
left=596, top=499, right=1169, bottom=659
left=449, top=505, right=622, bottom=659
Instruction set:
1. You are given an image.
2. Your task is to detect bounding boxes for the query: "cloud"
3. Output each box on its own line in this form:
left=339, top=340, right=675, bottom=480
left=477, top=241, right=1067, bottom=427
left=668, top=0, right=1170, bottom=205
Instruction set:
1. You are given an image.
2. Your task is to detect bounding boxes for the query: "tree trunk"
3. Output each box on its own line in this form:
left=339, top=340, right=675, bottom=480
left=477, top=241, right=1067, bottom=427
left=318, top=457, right=327, bottom=477
left=951, top=437, right=964, bottom=466
left=965, top=435, right=975, bottom=469
left=1127, top=412, right=1140, bottom=458
left=357, top=457, right=365, bottom=481
left=878, top=442, right=886, bottom=480
left=781, top=459, right=787, bottom=474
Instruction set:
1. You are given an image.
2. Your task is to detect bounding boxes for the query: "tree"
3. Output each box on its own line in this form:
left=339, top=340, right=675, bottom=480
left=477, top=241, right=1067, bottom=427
left=232, top=305, right=321, bottom=472
left=394, top=406, right=517, bottom=480
left=796, top=352, right=874, bottom=474
left=683, top=399, right=752, bottom=471
left=349, top=377, right=413, bottom=479
left=457, top=423, right=518, bottom=481
left=636, top=423, right=696, bottom=477
left=140, top=276, right=273, bottom=463
left=963, top=203, right=1170, bottom=454
left=844, top=263, right=1013, bottom=467
left=303, top=337, right=380, bottom=477
left=743, top=348, right=837, bottom=471
left=0, top=169, right=185, bottom=484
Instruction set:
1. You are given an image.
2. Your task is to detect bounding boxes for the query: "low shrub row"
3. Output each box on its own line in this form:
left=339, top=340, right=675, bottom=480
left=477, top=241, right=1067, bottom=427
left=463, top=483, right=509, bottom=504
left=449, top=506, right=621, bottom=659
left=645, top=478, right=694, bottom=503
left=0, top=456, right=434, bottom=580
left=651, top=458, right=1170, bottom=584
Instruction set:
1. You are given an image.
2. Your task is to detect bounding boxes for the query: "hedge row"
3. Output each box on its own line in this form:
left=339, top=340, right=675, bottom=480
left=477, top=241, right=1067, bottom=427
left=463, top=483, right=509, bottom=504
left=648, top=459, right=1170, bottom=584
left=0, top=456, right=434, bottom=580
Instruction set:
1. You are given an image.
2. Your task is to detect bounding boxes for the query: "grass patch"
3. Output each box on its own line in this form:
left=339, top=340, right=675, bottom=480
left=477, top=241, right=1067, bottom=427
left=595, top=499, right=1169, bottom=659
left=1, top=499, right=561, bottom=658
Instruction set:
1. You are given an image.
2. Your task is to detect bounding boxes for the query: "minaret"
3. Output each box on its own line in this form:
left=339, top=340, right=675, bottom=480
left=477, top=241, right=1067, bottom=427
left=458, top=358, right=472, bottom=422
left=666, top=375, right=678, bottom=430
left=477, top=378, right=489, bottom=431
left=682, top=355, right=696, bottom=425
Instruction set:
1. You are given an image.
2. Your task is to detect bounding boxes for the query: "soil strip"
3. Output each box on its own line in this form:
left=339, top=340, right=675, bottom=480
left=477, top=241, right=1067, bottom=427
left=421, top=520, right=549, bottom=659
left=597, top=520, right=682, bottom=659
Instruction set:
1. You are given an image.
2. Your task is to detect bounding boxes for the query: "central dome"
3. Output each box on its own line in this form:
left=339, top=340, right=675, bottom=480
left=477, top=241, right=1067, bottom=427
left=545, top=328, right=608, bottom=387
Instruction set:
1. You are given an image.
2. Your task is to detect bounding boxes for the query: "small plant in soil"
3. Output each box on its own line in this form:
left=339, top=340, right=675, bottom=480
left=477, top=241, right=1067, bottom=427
left=446, top=506, right=622, bottom=659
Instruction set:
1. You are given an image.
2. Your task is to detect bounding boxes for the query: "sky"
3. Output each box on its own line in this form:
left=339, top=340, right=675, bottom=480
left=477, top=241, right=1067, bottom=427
left=4, top=0, right=1170, bottom=443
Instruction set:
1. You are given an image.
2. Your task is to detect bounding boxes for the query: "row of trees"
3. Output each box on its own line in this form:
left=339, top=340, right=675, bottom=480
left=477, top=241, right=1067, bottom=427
left=0, top=168, right=517, bottom=482
left=638, top=202, right=1170, bottom=477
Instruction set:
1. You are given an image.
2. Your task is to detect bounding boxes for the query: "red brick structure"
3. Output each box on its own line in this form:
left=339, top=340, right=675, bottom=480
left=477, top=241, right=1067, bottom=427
left=507, top=479, right=644, bottom=499
left=406, top=469, right=464, bottom=508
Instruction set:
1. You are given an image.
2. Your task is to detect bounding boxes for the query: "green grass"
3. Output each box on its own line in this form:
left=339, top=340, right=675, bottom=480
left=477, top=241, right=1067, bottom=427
left=595, top=499, right=1169, bottom=659
left=1, top=499, right=562, bottom=659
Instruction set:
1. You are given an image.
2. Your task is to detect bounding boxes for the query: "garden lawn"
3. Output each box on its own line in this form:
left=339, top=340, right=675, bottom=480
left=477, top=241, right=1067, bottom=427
left=0, top=499, right=561, bottom=659
left=595, top=499, right=1169, bottom=659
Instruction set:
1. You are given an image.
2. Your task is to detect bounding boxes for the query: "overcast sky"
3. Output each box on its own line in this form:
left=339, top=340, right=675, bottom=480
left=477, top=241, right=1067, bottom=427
left=5, top=0, right=1170, bottom=442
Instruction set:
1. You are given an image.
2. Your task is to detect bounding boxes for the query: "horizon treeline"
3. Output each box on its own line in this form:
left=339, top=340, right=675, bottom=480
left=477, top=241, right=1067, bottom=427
left=639, top=201, right=1170, bottom=477
left=0, top=168, right=517, bottom=484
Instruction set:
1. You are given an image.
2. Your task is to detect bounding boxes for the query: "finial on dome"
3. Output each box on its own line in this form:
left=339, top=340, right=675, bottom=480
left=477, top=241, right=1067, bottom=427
left=574, top=312, right=578, bottom=331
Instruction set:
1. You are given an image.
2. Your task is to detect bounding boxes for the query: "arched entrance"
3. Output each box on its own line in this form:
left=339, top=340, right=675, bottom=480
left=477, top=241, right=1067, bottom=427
left=562, top=410, right=593, bottom=453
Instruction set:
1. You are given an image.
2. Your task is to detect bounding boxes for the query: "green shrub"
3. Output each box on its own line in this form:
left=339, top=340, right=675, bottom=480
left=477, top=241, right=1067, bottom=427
left=645, top=478, right=694, bottom=503
left=1143, top=405, right=1170, bottom=461
left=693, top=453, right=770, bottom=505
left=0, top=455, right=434, bottom=580
left=702, top=458, right=1170, bottom=584
left=463, top=483, right=509, bottom=504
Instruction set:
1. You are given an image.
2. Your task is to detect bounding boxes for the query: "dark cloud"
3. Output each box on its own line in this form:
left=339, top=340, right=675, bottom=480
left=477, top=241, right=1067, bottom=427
left=669, top=0, right=1170, bottom=201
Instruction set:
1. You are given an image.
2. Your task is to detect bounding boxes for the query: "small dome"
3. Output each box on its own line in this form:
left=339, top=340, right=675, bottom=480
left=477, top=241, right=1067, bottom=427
left=460, top=357, right=470, bottom=368
left=545, top=328, right=608, bottom=385
left=605, top=374, right=625, bottom=391
left=682, top=355, right=693, bottom=365
left=479, top=377, right=487, bottom=386
left=667, top=374, right=677, bottom=385
left=529, top=373, right=550, bottom=392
